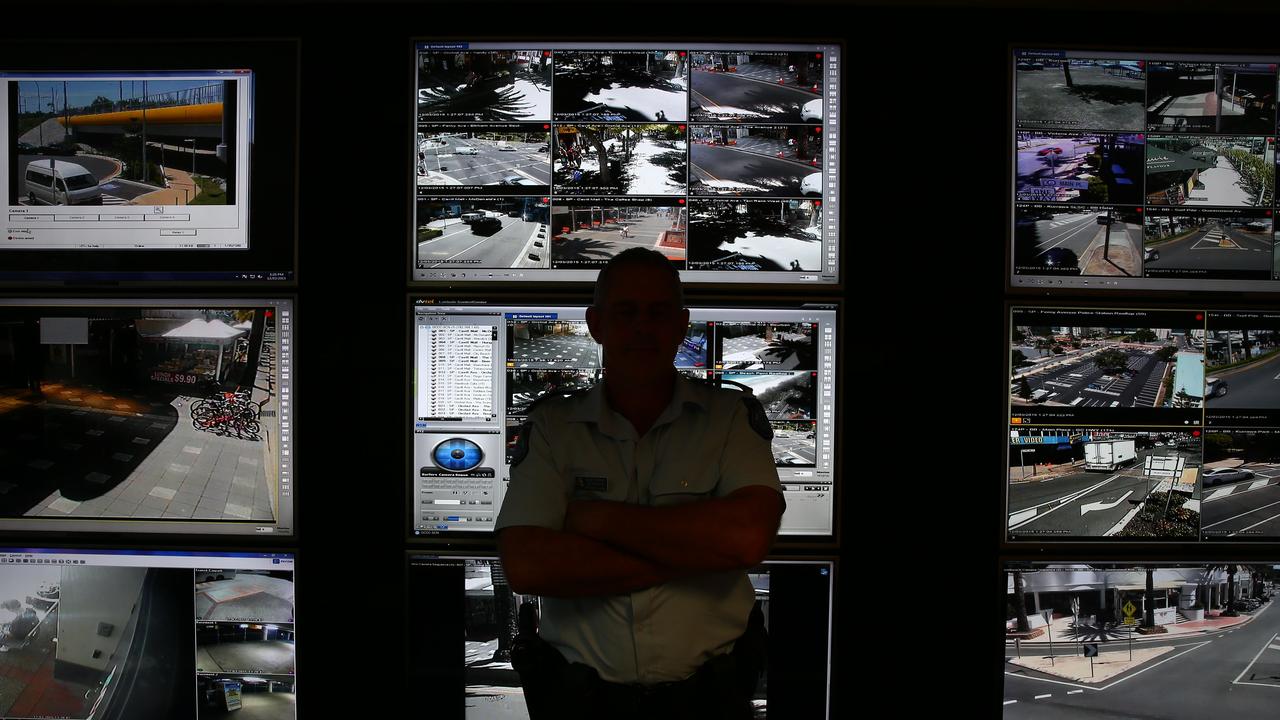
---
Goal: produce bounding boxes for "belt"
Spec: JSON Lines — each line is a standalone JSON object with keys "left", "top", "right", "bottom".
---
{"left": 588, "top": 669, "right": 703, "bottom": 716}
{"left": 596, "top": 674, "right": 697, "bottom": 700}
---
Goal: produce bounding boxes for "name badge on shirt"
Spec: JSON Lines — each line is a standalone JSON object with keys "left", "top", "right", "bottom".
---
{"left": 575, "top": 475, "right": 609, "bottom": 492}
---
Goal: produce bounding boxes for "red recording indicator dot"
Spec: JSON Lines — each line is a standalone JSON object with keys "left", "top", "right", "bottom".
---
{"left": 811, "top": 372, "right": 817, "bottom": 377}
{"left": 544, "top": 51, "right": 551, "bottom": 57}
{"left": 1137, "top": 134, "right": 1144, "bottom": 141}
{"left": 543, "top": 124, "right": 550, "bottom": 129}
{"left": 815, "top": 53, "right": 822, "bottom": 59}
{"left": 1268, "top": 210, "right": 1274, "bottom": 217}
{"left": 679, "top": 51, "right": 686, "bottom": 57}
{"left": 1136, "top": 207, "right": 1143, "bottom": 213}
{"left": 1193, "top": 430, "right": 1202, "bottom": 437}
{"left": 678, "top": 199, "right": 686, "bottom": 204}
{"left": 814, "top": 201, "right": 821, "bottom": 207}
{"left": 1195, "top": 314, "right": 1204, "bottom": 321}
{"left": 265, "top": 310, "right": 274, "bottom": 319}
{"left": 678, "top": 125, "right": 686, "bottom": 131}
{"left": 815, "top": 127, "right": 822, "bottom": 133}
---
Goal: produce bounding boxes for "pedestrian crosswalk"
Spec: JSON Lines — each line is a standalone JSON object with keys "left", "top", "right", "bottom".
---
{"left": 1045, "top": 213, "right": 1094, "bottom": 228}
{"left": 100, "top": 194, "right": 128, "bottom": 206}
{"left": 1204, "top": 474, "right": 1280, "bottom": 501}
{"left": 1193, "top": 227, "right": 1241, "bottom": 249}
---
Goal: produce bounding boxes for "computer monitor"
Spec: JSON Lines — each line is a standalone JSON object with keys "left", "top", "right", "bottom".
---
{"left": 1003, "top": 561, "right": 1273, "bottom": 717}
{"left": 1010, "top": 48, "right": 1280, "bottom": 293}
{"left": 0, "top": 298, "right": 294, "bottom": 536}
{"left": 0, "top": 546, "right": 296, "bottom": 719}
{"left": 1007, "top": 303, "right": 1280, "bottom": 542}
{"left": 409, "top": 298, "right": 838, "bottom": 540}
{"left": 406, "top": 552, "right": 833, "bottom": 719}
{"left": 411, "top": 42, "right": 841, "bottom": 285}
{"left": 0, "top": 39, "right": 297, "bottom": 284}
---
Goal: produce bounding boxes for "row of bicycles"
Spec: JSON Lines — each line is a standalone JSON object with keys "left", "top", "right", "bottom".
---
{"left": 189, "top": 390, "right": 264, "bottom": 441}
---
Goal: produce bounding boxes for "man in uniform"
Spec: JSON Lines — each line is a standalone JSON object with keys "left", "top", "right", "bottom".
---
{"left": 496, "top": 247, "right": 785, "bottom": 719}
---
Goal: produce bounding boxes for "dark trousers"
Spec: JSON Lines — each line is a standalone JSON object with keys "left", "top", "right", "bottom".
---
{"left": 554, "top": 652, "right": 755, "bottom": 720}
{"left": 514, "top": 612, "right": 764, "bottom": 720}
{"left": 514, "top": 602, "right": 762, "bottom": 712}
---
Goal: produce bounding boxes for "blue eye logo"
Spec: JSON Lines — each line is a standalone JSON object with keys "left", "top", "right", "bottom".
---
{"left": 433, "top": 438, "right": 484, "bottom": 472}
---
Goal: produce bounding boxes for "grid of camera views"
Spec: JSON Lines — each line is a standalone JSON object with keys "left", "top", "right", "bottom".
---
{"left": 1007, "top": 307, "right": 1280, "bottom": 542}
{"left": 414, "top": 48, "right": 827, "bottom": 278}
{"left": 1013, "top": 52, "right": 1280, "bottom": 282}
{"left": 503, "top": 317, "right": 819, "bottom": 469}
{"left": 0, "top": 552, "right": 295, "bottom": 719}
{"left": 1003, "top": 563, "right": 1280, "bottom": 718}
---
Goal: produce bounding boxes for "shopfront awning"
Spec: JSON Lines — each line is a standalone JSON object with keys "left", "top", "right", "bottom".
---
{"left": 160, "top": 319, "right": 247, "bottom": 342}
{"left": 1113, "top": 582, "right": 1186, "bottom": 591}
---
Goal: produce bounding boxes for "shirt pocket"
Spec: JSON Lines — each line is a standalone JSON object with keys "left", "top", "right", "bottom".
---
{"left": 649, "top": 465, "right": 718, "bottom": 507}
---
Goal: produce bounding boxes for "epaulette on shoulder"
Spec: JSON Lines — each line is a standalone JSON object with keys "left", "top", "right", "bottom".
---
{"left": 739, "top": 393, "right": 774, "bottom": 441}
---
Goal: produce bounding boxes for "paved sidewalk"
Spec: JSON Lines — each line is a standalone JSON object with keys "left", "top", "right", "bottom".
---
{"left": 1080, "top": 226, "right": 1141, "bottom": 276}
{"left": 1007, "top": 460, "right": 1086, "bottom": 484}
{"left": 1008, "top": 645, "right": 1175, "bottom": 684}
{"left": 553, "top": 213, "right": 685, "bottom": 262}
{"left": 1007, "top": 603, "right": 1267, "bottom": 645}
{"left": 1, "top": 332, "right": 279, "bottom": 523}
{"left": 133, "top": 167, "right": 200, "bottom": 205}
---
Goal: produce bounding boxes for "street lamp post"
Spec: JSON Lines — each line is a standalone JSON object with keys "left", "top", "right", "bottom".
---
{"left": 33, "top": 82, "right": 42, "bottom": 146}
{"left": 142, "top": 81, "right": 148, "bottom": 183}
{"left": 1071, "top": 596, "right": 1081, "bottom": 657}
{"left": 187, "top": 138, "right": 197, "bottom": 176}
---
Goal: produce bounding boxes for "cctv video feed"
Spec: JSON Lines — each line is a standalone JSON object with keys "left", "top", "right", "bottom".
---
{"left": 1007, "top": 305, "right": 1280, "bottom": 543}
{"left": 1012, "top": 49, "right": 1280, "bottom": 292}
{"left": 0, "top": 298, "right": 294, "bottom": 537}
{"left": 1003, "top": 561, "right": 1280, "bottom": 718}
{"left": 417, "top": 123, "right": 552, "bottom": 192}
{"left": 1006, "top": 426, "right": 1203, "bottom": 540}
{"left": 1197, "top": 310, "right": 1280, "bottom": 541}
{"left": 552, "top": 123, "right": 688, "bottom": 196}
{"left": 550, "top": 198, "right": 687, "bottom": 269}
{"left": 411, "top": 300, "right": 837, "bottom": 538}
{"left": 413, "top": 42, "right": 840, "bottom": 284}
{"left": 408, "top": 553, "right": 834, "bottom": 720}
{"left": 0, "top": 548, "right": 295, "bottom": 720}
{"left": 1010, "top": 307, "right": 1206, "bottom": 427}
{"left": 1, "top": 72, "right": 251, "bottom": 249}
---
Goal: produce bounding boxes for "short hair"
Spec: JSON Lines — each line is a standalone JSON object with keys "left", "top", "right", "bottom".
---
{"left": 592, "top": 247, "right": 684, "bottom": 309}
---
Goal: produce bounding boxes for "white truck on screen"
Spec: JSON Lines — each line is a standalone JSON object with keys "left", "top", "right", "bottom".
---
{"left": 1084, "top": 439, "right": 1137, "bottom": 472}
